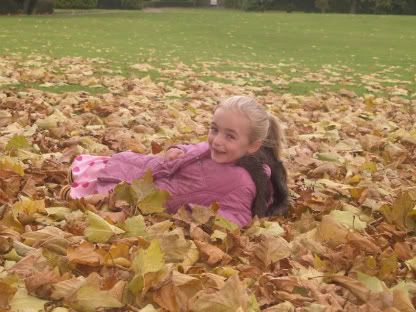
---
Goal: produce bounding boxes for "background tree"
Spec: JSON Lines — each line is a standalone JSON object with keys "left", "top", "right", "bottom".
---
{"left": 315, "top": 0, "right": 329, "bottom": 12}
{"left": 24, "top": 0, "right": 38, "bottom": 14}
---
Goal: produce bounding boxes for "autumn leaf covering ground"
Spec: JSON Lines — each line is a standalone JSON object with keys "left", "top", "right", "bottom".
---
{"left": 1, "top": 9, "right": 416, "bottom": 312}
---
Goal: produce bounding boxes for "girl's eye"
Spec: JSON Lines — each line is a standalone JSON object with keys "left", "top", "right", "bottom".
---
{"left": 226, "top": 134, "right": 235, "bottom": 140}
{"left": 210, "top": 127, "right": 218, "bottom": 133}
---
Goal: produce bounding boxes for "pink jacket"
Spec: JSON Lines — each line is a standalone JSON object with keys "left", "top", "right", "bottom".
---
{"left": 96, "top": 142, "right": 255, "bottom": 226}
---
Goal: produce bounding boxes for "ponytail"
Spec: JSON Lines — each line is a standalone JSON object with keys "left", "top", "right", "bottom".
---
{"left": 237, "top": 114, "right": 288, "bottom": 218}
{"left": 265, "top": 114, "right": 285, "bottom": 160}
{"left": 258, "top": 115, "right": 288, "bottom": 217}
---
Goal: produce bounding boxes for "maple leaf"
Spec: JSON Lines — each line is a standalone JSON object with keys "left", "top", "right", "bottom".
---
{"left": 254, "top": 236, "right": 291, "bottom": 268}
{"left": 138, "top": 189, "right": 169, "bottom": 215}
{"left": 5, "top": 135, "right": 31, "bottom": 154}
{"left": 84, "top": 210, "right": 125, "bottom": 243}
{"left": 153, "top": 270, "right": 203, "bottom": 311}
{"left": 190, "top": 275, "right": 251, "bottom": 312}
{"left": 0, "top": 156, "right": 25, "bottom": 176}
{"left": 66, "top": 241, "right": 104, "bottom": 267}
{"left": 12, "top": 197, "right": 47, "bottom": 225}
{"left": 69, "top": 285, "right": 123, "bottom": 312}
{"left": 0, "top": 278, "right": 17, "bottom": 310}
{"left": 121, "top": 215, "right": 147, "bottom": 237}
{"left": 132, "top": 240, "right": 165, "bottom": 275}
{"left": 194, "top": 240, "right": 232, "bottom": 266}
{"left": 114, "top": 170, "right": 169, "bottom": 214}
{"left": 129, "top": 240, "right": 167, "bottom": 296}
{"left": 380, "top": 191, "right": 416, "bottom": 231}
{"left": 8, "top": 287, "right": 49, "bottom": 312}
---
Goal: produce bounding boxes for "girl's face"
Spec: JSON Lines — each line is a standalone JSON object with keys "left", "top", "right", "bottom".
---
{"left": 208, "top": 108, "right": 261, "bottom": 163}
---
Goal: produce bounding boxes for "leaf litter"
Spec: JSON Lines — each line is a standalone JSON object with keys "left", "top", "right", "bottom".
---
{"left": 0, "top": 54, "right": 416, "bottom": 311}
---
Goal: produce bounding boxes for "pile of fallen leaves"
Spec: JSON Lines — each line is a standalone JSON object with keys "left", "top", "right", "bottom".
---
{"left": 0, "top": 55, "right": 415, "bottom": 312}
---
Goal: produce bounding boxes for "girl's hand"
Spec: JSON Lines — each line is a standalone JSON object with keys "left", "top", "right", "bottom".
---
{"left": 165, "top": 148, "right": 185, "bottom": 161}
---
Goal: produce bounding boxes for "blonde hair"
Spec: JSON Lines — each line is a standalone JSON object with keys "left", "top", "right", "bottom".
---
{"left": 218, "top": 96, "right": 284, "bottom": 159}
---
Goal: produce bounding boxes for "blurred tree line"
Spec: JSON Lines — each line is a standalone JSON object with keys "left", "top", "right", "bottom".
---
{"left": 0, "top": 0, "right": 53, "bottom": 14}
{"left": 0, "top": 0, "right": 142, "bottom": 13}
{"left": 1, "top": 0, "right": 415, "bottom": 13}
{"left": 231, "top": 0, "right": 416, "bottom": 13}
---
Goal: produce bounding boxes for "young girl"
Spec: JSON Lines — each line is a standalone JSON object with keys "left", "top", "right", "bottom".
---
{"left": 63, "top": 96, "right": 288, "bottom": 227}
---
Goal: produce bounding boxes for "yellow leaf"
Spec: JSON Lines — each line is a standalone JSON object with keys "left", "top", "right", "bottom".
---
{"left": 85, "top": 211, "right": 125, "bottom": 243}
{"left": 329, "top": 210, "right": 367, "bottom": 231}
{"left": 9, "top": 287, "right": 49, "bottom": 312}
{"left": 0, "top": 279, "right": 17, "bottom": 309}
{"left": 262, "top": 301, "right": 294, "bottom": 312}
{"left": 313, "top": 255, "right": 328, "bottom": 271}
{"left": 138, "top": 190, "right": 169, "bottom": 215}
{"left": 0, "top": 210, "right": 24, "bottom": 233}
{"left": 104, "top": 242, "right": 130, "bottom": 267}
{"left": 113, "top": 181, "right": 138, "bottom": 206}
{"left": 191, "top": 275, "right": 250, "bottom": 312}
{"left": 254, "top": 236, "right": 291, "bottom": 268}
{"left": 211, "top": 229, "right": 227, "bottom": 242}
{"left": 182, "top": 241, "right": 200, "bottom": 267}
{"left": 70, "top": 285, "right": 123, "bottom": 312}
{"left": 128, "top": 273, "right": 144, "bottom": 294}
{"left": 380, "top": 191, "right": 416, "bottom": 231}
{"left": 5, "top": 135, "right": 31, "bottom": 153}
{"left": 391, "top": 282, "right": 415, "bottom": 312}
{"left": 3, "top": 248, "right": 22, "bottom": 262}
{"left": 0, "top": 156, "right": 25, "bottom": 176}
{"left": 364, "top": 94, "right": 375, "bottom": 111}
{"left": 131, "top": 170, "right": 156, "bottom": 201}
{"left": 405, "top": 257, "right": 416, "bottom": 273}
{"left": 246, "top": 220, "right": 284, "bottom": 238}
{"left": 349, "top": 187, "right": 366, "bottom": 200}
{"left": 147, "top": 220, "right": 174, "bottom": 239}
{"left": 158, "top": 228, "right": 197, "bottom": 264}
{"left": 362, "top": 161, "right": 377, "bottom": 174}
{"left": 45, "top": 207, "right": 72, "bottom": 221}
{"left": 379, "top": 252, "right": 398, "bottom": 279}
{"left": 122, "top": 215, "right": 147, "bottom": 237}
{"left": 316, "top": 215, "right": 349, "bottom": 248}
{"left": 132, "top": 240, "right": 165, "bottom": 275}
{"left": 356, "top": 271, "right": 384, "bottom": 292}
{"left": 12, "top": 198, "right": 46, "bottom": 220}
{"left": 36, "top": 109, "right": 67, "bottom": 130}
{"left": 67, "top": 241, "right": 104, "bottom": 267}
{"left": 214, "top": 215, "right": 239, "bottom": 231}
{"left": 191, "top": 202, "right": 219, "bottom": 224}
{"left": 139, "top": 304, "right": 158, "bottom": 312}
{"left": 213, "top": 266, "right": 239, "bottom": 278}
{"left": 315, "top": 152, "right": 344, "bottom": 163}
{"left": 348, "top": 174, "right": 361, "bottom": 185}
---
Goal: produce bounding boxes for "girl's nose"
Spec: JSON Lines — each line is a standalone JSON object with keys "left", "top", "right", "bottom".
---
{"left": 212, "top": 134, "right": 224, "bottom": 146}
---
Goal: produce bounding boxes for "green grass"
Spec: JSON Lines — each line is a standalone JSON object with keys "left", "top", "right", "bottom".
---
{"left": 0, "top": 9, "right": 415, "bottom": 95}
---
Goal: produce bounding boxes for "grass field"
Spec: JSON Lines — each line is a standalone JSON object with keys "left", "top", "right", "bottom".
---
{"left": 0, "top": 8, "right": 415, "bottom": 95}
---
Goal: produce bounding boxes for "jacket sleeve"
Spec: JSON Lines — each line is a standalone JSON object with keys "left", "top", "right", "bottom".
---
{"left": 217, "top": 185, "right": 255, "bottom": 227}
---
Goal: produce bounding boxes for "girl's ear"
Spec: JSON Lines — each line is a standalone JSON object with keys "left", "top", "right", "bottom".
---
{"left": 247, "top": 139, "right": 262, "bottom": 154}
